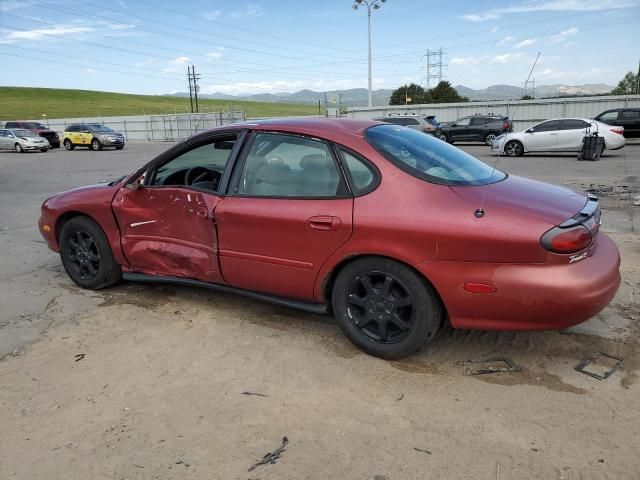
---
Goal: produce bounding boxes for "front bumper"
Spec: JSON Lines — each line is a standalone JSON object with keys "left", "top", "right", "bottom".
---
{"left": 100, "top": 136, "right": 126, "bottom": 146}
{"left": 22, "top": 142, "right": 49, "bottom": 150}
{"left": 415, "top": 233, "right": 621, "bottom": 331}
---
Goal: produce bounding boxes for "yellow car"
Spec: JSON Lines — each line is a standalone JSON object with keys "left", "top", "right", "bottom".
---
{"left": 62, "top": 123, "right": 126, "bottom": 151}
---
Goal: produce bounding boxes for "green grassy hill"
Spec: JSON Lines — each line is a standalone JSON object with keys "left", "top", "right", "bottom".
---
{"left": 0, "top": 87, "right": 318, "bottom": 120}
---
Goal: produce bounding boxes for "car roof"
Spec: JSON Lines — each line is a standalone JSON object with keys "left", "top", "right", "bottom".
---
{"left": 226, "top": 117, "right": 380, "bottom": 138}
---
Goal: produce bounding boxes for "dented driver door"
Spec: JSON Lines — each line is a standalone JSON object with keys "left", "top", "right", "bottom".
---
{"left": 112, "top": 186, "right": 222, "bottom": 283}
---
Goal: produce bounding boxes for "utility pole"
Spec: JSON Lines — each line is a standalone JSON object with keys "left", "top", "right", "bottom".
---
{"left": 422, "top": 48, "right": 446, "bottom": 89}
{"left": 187, "top": 66, "right": 194, "bottom": 113}
{"left": 636, "top": 60, "right": 640, "bottom": 95}
{"left": 191, "top": 65, "right": 201, "bottom": 113}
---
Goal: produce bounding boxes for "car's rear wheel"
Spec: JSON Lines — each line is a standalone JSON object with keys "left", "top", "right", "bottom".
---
{"left": 331, "top": 257, "right": 442, "bottom": 359}
{"left": 504, "top": 140, "right": 524, "bottom": 157}
{"left": 63, "top": 139, "right": 74, "bottom": 151}
{"left": 40, "top": 148, "right": 47, "bottom": 152}
{"left": 91, "top": 138, "right": 103, "bottom": 151}
{"left": 59, "top": 216, "right": 121, "bottom": 290}
{"left": 484, "top": 132, "right": 497, "bottom": 146}
{"left": 15, "top": 143, "right": 24, "bottom": 153}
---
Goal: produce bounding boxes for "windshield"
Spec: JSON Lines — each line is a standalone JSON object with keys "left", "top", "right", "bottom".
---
{"left": 365, "top": 124, "right": 506, "bottom": 186}
{"left": 88, "top": 125, "right": 114, "bottom": 133}
{"left": 12, "top": 129, "right": 34, "bottom": 137}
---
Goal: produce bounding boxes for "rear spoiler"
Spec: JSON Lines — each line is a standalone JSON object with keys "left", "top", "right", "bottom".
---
{"left": 558, "top": 195, "right": 599, "bottom": 228}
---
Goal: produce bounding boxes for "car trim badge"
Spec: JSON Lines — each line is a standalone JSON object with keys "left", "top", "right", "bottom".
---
{"left": 569, "top": 251, "right": 588, "bottom": 264}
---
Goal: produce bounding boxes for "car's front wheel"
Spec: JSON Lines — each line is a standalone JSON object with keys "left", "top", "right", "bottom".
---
{"left": 91, "top": 138, "right": 103, "bottom": 151}
{"left": 504, "top": 140, "right": 524, "bottom": 157}
{"left": 15, "top": 143, "right": 24, "bottom": 153}
{"left": 331, "top": 257, "right": 442, "bottom": 359}
{"left": 115, "top": 145, "right": 124, "bottom": 150}
{"left": 439, "top": 132, "right": 450, "bottom": 143}
{"left": 59, "top": 216, "right": 121, "bottom": 290}
{"left": 63, "top": 139, "right": 74, "bottom": 151}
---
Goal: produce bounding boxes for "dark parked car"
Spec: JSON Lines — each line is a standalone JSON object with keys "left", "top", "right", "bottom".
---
{"left": 593, "top": 108, "right": 640, "bottom": 138}
{"left": 4, "top": 121, "right": 60, "bottom": 148}
{"left": 373, "top": 114, "right": 441, "bottom": 136}
{"left": 38, "top": 118, "right": 620, "bottom": 359}
{"left": 439, "top": 114, "right": 512, "bottom": 145}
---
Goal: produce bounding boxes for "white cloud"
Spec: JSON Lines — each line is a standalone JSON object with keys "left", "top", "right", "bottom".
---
{"left": 490, "top": 26, "right": 499, "bottom": 33}
{"left": 496, "top": 35, "right": 514, "bottom": 46}
{"left": 563, "top": 41, "right": 577, "bottom": 47}
{"left": 451, "top": 56, "right": 481, "bottom": 65}
{"left": 0, "top": 0, "right": 30, "bottom": 12}
{"left": 229, "top": 3, "right": 264, "bottom": 19}
{"left": 0, "top": 25, "right": 93, "bottom": 43}
{"left": 462, "top": 0, "right": 637, "bottom": 21}
{"left": 162, "top": 56, "right": 191, "bottom": 73}
{"left": 515, "top": 38, "right": 538, "bottom": 48}
{"left": 206, "top": 47, "right": 224, "bottom": 61}
{"left": 490, "top": 53, "right": 525, "bottom": 64}
{"left": 86, "top": 68, "right": 97, "bottom": 74}
{"left": 550, "top": 27, "right": 578, "bottom": 43}
{"left": 204, "top": 10, "right": 222, "bottom": 20}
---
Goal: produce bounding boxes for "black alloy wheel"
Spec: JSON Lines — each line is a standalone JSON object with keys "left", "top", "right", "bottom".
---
{"left": 347, "top": 271, "right": 415, "bottom": 343}
{"left": 59, "top": 216, "right": 121, "bottom": 289}
{"left": 332, "top": 257, "right": 441, "bottom": 359}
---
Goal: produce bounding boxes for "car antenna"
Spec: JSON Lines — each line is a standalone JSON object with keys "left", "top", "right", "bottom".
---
{"left": 475, "top": 52, "right": 541, "bottom": 219}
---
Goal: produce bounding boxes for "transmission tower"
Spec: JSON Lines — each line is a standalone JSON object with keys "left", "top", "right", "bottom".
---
{"left": 523, "top": 79, "right": 535, "bottom": 98}
{"left": 422, "top": 48, "right": 446, "bottom": 89}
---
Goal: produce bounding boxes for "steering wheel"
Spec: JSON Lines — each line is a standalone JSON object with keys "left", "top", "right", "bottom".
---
{"left": 185, "top": 166, "right": 215, "bottom": 186}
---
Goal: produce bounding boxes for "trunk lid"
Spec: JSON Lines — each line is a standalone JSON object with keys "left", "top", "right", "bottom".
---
{"left": 449, "top": 175, "right": 588, "bottom": 226}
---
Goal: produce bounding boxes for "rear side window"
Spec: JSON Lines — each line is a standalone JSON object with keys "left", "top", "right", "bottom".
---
{"left": 403, "top": 118, "right": 420, "bottom": 125}
{"left": 365, "top": 124, "right": 505, "bottom": 186}
{"left": 621, "top": 110, "right": 640, "bottom": 119}
{"left": 470, "top": 117, "right": 489, "bottom": 125}
{"left": 236, "top": 133, "right": 347, "bottom": 197}
{"left": 337, "top": 147, "right": 378, "bottom": 195}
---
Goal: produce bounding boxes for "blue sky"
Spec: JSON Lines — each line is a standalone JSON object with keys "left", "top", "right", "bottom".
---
{"left": 0, "top": 0, "right": 638, "bottom": 95}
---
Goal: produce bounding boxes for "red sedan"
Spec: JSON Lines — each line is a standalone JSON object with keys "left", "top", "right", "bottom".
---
{"left": 39, "top": 119, "right": 621, "bottom": 358}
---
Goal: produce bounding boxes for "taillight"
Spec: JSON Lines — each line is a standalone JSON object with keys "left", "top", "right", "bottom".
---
{"left": 422, "top": 126, "right": 433, "bottom": 133}
{"left": 611, "top": 128, "right": 624, "bottom": 135}
{"left": 541, "top": 225, "right": 592, "bottom": 254}
{"left": 503, "top": 121, "right": 511, "bottom": 131}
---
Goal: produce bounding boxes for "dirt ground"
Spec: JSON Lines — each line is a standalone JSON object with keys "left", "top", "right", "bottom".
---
{"left": 1, "top": 142, "right": 639, "bottom": 480}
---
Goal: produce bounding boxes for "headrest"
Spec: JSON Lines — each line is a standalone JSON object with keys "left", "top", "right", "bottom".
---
{"left": 255, "top": 162, "right": 291, "bottom": 185}
{"left": 300, "top": 154, "right": 329, "bottom": 170}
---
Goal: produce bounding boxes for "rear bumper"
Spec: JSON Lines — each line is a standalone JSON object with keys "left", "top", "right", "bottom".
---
{"left": 415, "top": 233, "right": 621, "bottom": 331}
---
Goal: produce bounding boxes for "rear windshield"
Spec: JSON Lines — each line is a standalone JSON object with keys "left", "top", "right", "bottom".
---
{"left": 364, "top": 124, "right": 506, "bottom": 186}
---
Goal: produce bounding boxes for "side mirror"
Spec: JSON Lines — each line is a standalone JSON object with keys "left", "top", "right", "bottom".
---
{"left": 125, "top": 173, "right": 146, "bottom": 190}
{"left": 8, "top": 134, "right": 14, "bottom": 138}
{"left": 451, "top": 123, "right": 457, "bottom": 127}
{"left": 526, "top": 128, "right": 534, "bottom": 133}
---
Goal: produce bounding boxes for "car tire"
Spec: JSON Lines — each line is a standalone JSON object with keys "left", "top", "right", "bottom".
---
{"left": 504, "top": 140, "right": 524, "bottom": 157}
{"left": 63, "top": 139, "right": 75, "bottom": 151}
{"left": 91, "top": 138, "right": 103, "bottom": 151}
{"left": 331, "top": 257, "right": 442, "bottom": 359}
{"left": 484, "top": 132, "right": 498, "bottom": 146}
{"left": 439, "top": 132, "right": 450, "bottom": 143}
{"left": 40, "top": 148, "right": 48, "bottom": 152}
{"left": 59, "top": 216, "right": 121, "bottom": 290}
{"left": 15, "top": 143, "right": 24, "bottom": 153}
{"left": 115, "top": 145, "right": 124, "bottom": 150}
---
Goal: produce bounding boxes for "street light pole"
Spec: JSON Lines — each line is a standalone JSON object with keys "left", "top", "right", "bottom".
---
{"left": 353, "top": 0, "right": 386, "bottom": 108}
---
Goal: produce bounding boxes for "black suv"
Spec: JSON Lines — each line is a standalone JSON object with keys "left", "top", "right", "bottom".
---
{"left": 593, "top": 108, "right": 640, "bottom": 138}
{"left": 439, "top": 114, "right": 512, "bottom": 145}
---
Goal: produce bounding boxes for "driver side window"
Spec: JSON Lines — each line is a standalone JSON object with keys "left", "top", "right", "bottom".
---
{"left": 149, "top": 136, "right": 236, "bottom": 192}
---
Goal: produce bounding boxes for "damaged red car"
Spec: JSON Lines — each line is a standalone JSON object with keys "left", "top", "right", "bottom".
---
{"left": 39, "top": 119, "right": 621, "bottom": 359}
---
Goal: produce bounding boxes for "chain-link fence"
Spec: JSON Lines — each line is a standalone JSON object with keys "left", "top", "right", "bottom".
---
{"left": 15, "top": 111, "right": 246, "bottom": 142}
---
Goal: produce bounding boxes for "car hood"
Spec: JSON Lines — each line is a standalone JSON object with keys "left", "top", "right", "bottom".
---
{"left": 20, "top": 135, "right": 46, "bottom": 141}
{"left": 449, "top": 175, "right": 587, "bottom": 226}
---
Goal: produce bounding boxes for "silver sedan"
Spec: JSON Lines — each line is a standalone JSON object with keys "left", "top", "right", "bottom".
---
{"left": 0, "top": 128, "right": 51, "bottom": 153}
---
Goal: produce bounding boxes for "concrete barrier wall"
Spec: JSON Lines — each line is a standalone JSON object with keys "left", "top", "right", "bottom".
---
{"left": 347, "top": 95, "right": 640, "bottom": 132}
{"left": 6, "top": 112, "right": 246, "bottom": 142}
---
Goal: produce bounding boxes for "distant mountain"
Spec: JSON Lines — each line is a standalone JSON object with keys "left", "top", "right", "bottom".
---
{"left": 166, "top": 83, "right": 613, "bottom": 106}
{"left": 454, "top": 83, "right": 613, "bottom": 101}
{"left": 167, "top": 88, "right": 394, "bottom": 107}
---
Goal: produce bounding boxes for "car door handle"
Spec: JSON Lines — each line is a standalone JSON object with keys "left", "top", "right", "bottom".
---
{"left": 307, "top": 216, "right": 341, "bottom": 231}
